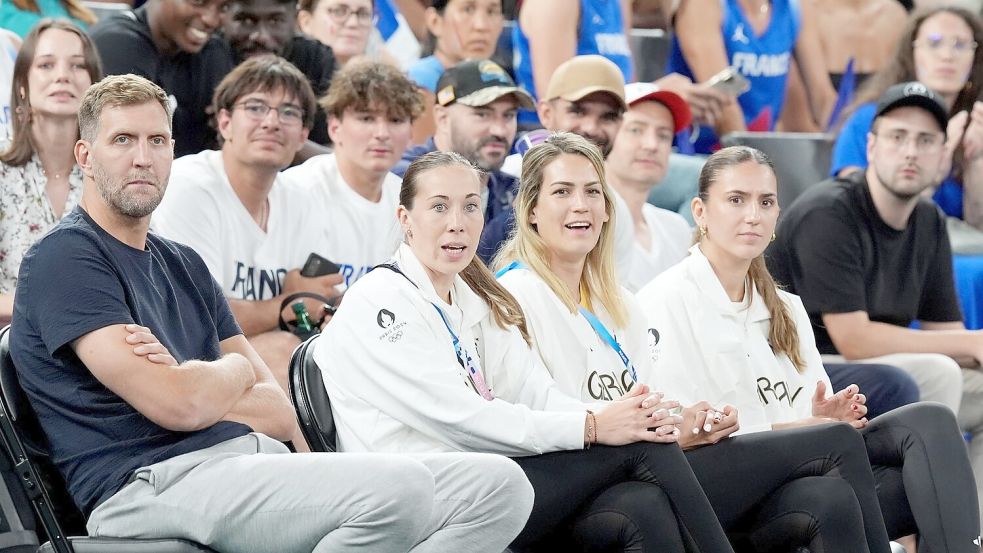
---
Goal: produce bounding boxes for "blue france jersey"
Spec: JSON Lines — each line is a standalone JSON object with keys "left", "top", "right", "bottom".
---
{"left": 666, "top": 0, "right": 800, "bottom": 152}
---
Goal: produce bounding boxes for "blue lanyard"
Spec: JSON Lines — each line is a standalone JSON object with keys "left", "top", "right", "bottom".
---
{"left": 496, "top": 260, "right": 638, "bottom": 383}
{"left": 430, "top": 303, "right": 494, "bottom": 401}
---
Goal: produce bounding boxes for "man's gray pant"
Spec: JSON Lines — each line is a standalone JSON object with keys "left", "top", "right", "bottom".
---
{"left": 87, "top": 433, "right": 534, "bottom": 553}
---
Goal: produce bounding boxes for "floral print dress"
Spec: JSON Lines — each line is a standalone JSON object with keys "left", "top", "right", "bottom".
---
{"left": 0, "top": 154, "right": 83, "bottom": 293}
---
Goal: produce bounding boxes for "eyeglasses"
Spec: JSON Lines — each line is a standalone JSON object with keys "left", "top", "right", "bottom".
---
{"left": 324, "top": 4, "right": 374, "bottom": 24}
{"left": 873, "top": 130, "right": 944, "bottom": 153}
{"left": 914, "top": 35, "right": 978, "bottom": 57}
{"left": 234, "top": 100, "right": 304, "bottom": 126}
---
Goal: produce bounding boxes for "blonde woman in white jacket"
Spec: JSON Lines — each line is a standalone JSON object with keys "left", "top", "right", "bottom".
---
{"left": 494, "top": 133, "right": 898, "bottom": 553}
{"left": 315, "top": 150, "right": 738, "bottom": 553}
{"left": 637, "top": 145, "right": 981, "bottom": 552}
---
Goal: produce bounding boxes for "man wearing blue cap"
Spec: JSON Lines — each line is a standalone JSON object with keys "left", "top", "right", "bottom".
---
{"left": 767, "top": 82, "right": 983, "bottom": 522}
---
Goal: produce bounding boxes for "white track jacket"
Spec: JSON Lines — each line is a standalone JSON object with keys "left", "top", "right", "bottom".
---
{"left": 316, "top": 243, "right": 588, "bottom": 455}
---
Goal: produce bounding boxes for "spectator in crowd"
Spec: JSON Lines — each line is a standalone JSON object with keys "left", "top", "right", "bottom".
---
{"left": 394, "top": 59, "right": 533, "bottom": 262}
{"left": 283, "top": 60, "right": 421, "bottom": 290}
{"left": 221, "top": 0, "right": 335, "bottom": 154}
{"left": 512, "top": 0, "right": 729, "bottom": 130}
{"left": 10, "top": 73, "right": 533, "bottom": 553}
{"left": 604, "top": 82, "right": 692, "bottom": 291}
{"left": 768, "top": 82, "right": 983, "bottom": 524}
{"left": 152, "top": 56, "right": 338, "bottom": 449}
{"left": 407, "top": 0, "right": 504, "bottom": 142}
{"left": 815, "top": 0, "right": 907, "bottom": 92}
{"left": 831, "top": 6, "right": 983, "bottom": 253}
{"left": 0, "top": 19, "right": 101, "bottom": 326}
{"left": 638, "top": 144, "right": 981, "bottom": 552}
{"left": 374, "top": 0, "right": 427, "bottom": 68}
{"left": 668, "top": 0, "right": 837, "bottom": 152}
{"left": 610, "top": 83, "right": 918, "bottom": 417}
{"left": 492, "top": 55, "right": 637, "bottom": 273}
{"left": 0, "top": 0, "right": 94, "bottom": 38}
{"left": 317, "top": 149, "right": 741, "bottom": 553}
{"left": 298, "top": 0, "right": 382, "bottom": 67}
{"left": 512, "top": 0, "right": 632, "bottom": 115}
{"left": 90, "top": 0, "right": 236, "bottom": 157}
{"left": 495, "top": 133, "right": 896, "bottom": 553}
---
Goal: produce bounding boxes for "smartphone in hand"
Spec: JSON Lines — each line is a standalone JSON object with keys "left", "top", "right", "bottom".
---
{"left": 301, "top": 253, "right": 341, "bottom": 277}
{"left": 706, "top": 66, "right": 751, "bottom": 96}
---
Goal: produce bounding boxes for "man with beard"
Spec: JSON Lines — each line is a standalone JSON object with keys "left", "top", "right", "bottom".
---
{"left": 393, "top": 59, "right": 534, "bottom": 261}
{"left": 9, "top": 73, "right": 534, "bottom": 553}
{"left": 767, "top": 82, "right": 983, "bottom": 509}
{"left": 220, "top": 0, "right": 335, "bottom": 154}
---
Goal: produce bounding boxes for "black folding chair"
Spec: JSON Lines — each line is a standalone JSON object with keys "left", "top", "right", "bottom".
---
{"left": 288, "top": 335, "right": 336, "bottom": 453}
{"left": 0, "top": 326, "right": 215, "bottom": 553}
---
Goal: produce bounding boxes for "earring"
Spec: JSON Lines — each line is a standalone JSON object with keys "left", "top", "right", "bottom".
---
{"left": 966, "top": 81, "right": 974, "bottom": 91}
{"left": 405, "top": 229, "right": 413, "bottom": 239}
{"left": 699, "top": 226, "right": 708, "bottom": 239}
{"left": 18, "top": 87, "right": 25, "bottom": 101}
{"left": 771, "top": 232, "right": 777, "bottom": 242}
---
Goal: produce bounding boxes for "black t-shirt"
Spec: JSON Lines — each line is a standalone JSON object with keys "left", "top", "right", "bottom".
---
{"left": 282, "top": 34, "right": 335, "bottom": 145}
{"left": 90, "top": 7, "right": 235, "bottom": 157}
{"left": 766, "top": 174, "right": 962, "bottom": 354}
{"left": 10, "top": 207, "right": 250, "bottom": 516}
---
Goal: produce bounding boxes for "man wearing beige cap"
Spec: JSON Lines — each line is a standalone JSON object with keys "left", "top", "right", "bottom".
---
{"left": 396, "top": 59, "right": 534, "bottom": 262}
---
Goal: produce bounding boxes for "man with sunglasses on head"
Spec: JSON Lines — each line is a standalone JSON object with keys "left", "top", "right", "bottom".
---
{"left": 153, "top": 56, "right": 340, "bottom": 450}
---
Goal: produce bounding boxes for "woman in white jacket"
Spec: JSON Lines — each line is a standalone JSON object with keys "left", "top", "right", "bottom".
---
{"left": 494, "top": 132, "right": 899, "bottom": 553}
{"left": 636, "top": 145, "right": 981, "bottom": 552}
{"left": 315, "top": 150, "right": 738, "bottom": 553}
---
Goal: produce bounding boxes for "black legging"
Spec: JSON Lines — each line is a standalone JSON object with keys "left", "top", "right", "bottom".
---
{"left": 509, "top": 424, "right": 892, "bottom": 553}
{"left": 510, "top": 441, "right": 735, "bottom": 553}
{"left": 862, "top": 402, "right": 980, "bottom": 553}
{"left": 685, "top": 422, "right": 892, "bottom": 553}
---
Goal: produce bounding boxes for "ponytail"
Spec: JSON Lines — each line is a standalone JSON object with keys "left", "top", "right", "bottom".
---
{"left": 461, "top": 257, "right": 530, "bottom": 345}
{"left": 749, "top": 256, "right": 805, "bottom": 372}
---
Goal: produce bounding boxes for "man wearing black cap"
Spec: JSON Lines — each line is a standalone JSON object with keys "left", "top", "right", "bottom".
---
{"left": 767, "top": 82, "right": 983, "bottom": 513}
{"left": 394, "top": 59, "right": 534, "bottom": 261}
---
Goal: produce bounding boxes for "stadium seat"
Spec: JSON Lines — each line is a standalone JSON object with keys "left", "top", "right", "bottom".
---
{"left": 720, "top": 131, "right": 834, "bottom": 209}
{"left": 0, "top": 326, "right": 215, "bottom": 553}
{"left": 288, "top": 335, "right": 337, "bottom": 453}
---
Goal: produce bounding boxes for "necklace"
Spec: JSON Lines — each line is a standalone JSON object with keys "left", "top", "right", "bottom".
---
{"left": 40, "top": 166, "right": 69, "bottom": 180}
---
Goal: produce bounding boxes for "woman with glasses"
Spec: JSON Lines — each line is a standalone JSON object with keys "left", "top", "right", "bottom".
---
{"left": 0, "top": 19, "right": 101, "bottom": 325}
{"left": 636, "top": 145, "right": 981, "bottom": 552}
{"left": 832, "top": 7, "right": 983, "bottom": 253}
{"left": 298, "top": 0, "right": 388, "bottom": 67}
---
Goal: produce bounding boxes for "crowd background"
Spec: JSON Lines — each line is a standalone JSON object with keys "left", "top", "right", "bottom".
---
{"left": 2, "top": 0, "right": 983, "bottom": 550}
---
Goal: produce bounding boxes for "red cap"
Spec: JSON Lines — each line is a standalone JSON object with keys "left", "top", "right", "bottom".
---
{"left": 624, "top": 82, "right": 692, "bottom": 133}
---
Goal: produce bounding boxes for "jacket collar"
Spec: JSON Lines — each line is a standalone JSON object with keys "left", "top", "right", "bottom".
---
{"left": 686, "top": 245, "right": 770, "bottom": 323}
{"left": 391, "top": 243, "right": 490, "bottom": 326}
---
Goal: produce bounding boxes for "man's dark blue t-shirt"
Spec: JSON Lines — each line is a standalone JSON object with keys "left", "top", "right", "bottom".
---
{"left": 10, "top": 207, "right": 251, "bottom": 516}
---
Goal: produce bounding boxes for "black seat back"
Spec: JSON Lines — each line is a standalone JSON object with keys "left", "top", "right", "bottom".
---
{"left": 288, "top": 335, "right": 337, "bottom": 452}
{"left": 0, "top": 326, "right": 78, "bottom": 553}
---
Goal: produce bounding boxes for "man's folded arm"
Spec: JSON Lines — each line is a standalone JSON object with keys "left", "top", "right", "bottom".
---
{"left": 73, "top": 324, "right": 256, "bottom": 432}
{"left": 217, "top": 334, "right": 297, "bottom": 441}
